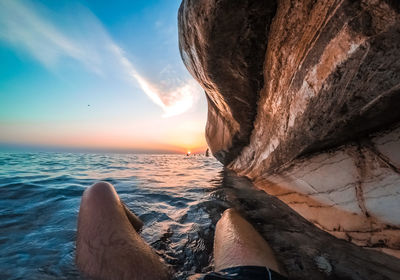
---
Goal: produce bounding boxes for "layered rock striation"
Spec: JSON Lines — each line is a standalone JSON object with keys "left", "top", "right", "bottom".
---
{"left": 217, "top": 170, "right": 400, "bottom": 279}
{"left": 179, "top": 0, "right": 400, "bottom": 259}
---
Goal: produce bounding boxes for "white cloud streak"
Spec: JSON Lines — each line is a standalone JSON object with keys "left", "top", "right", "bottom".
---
{"left": 0, "top": 0, "right": 201, "bottom": 117}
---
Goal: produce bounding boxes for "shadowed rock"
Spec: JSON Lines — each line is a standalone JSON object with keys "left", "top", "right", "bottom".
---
{"left": 178, "top": 0, "right": 400, "bottom": 266}
{"left": 178, "top": 0, "right": 277, "bottom": 164}
{"left": 214, "top": 170, "right": 400, "bottom": 279}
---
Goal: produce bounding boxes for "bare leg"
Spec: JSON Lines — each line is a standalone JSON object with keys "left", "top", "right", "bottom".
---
{"left": 76, "top": 182, "right": 170, "bottom": 280}
{"left": 213, "top": 208, "right": 286, "bottom": 275}
{"left": 122, "top": 202, "right": 144, "bottom": 231}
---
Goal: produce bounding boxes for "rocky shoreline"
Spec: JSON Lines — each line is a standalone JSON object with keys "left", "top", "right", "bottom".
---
{"left": 179, "top": 0, "right": 400, "bottom": 278}
{"left": 217, "top": 170, "right": 400, "bottom": 279}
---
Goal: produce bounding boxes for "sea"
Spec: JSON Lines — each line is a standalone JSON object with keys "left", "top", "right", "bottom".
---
{"left": 0, "top": 151, "right": 231, "bottom": 279}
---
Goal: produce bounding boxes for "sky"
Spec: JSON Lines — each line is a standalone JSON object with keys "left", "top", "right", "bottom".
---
{"left": 0, "top": 0, "right": 208, "bottom": 154}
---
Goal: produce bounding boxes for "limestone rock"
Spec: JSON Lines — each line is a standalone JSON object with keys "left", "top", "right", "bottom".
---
{"left": 179, "top": 0, "right": 400, "bottom": 260}
{"left": 255, "top": 125, "right": 400, "bottom": 258}
{"left": 178, "top": 0, "right": 277, "bottom": 163}
{"left": 216, "top": 170, "right": 400, "bottom": 279}
{"left": 229, "top": 0, "right": 400, "bottom": 177}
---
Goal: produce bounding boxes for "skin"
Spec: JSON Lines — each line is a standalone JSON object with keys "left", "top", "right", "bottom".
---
{"left": 213, "top": 208, "right": 287, "bottom": 275}
{"left": 76, "top": 182, "right": 170, "bottom": 280}
{"left": 76, "top": 183, "right": 286, "bottom": 279}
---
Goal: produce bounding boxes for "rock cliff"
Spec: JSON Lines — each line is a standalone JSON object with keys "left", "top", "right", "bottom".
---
{"left": 179, "top": 0, "right": 400, "bottom": 265}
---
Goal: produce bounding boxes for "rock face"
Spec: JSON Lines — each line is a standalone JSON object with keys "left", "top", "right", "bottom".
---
{"left": 179, "top": 0, "right": 400, "bottom": 260}
{"left": 178, "top": 0, "right": 277, "bottom": 163}
{"left": 216, "top": 170, "right": 400, "bottom": 279}
{"left": 255, "top": 126, "right": 400, "bottom": 258}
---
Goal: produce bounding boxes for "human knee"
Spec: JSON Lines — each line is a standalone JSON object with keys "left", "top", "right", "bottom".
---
{"left": 86, "top": 181, "right": 115, "bottom": 195}
{"left": 79, "top": 182, "right": 122, "bottom": 218}
{"left": 222, "top": 208, "right": 239, "bottom": 217}
{"left": 218, "top": 208, "right": 240, "bottom": 225}
{"left": 83, "top": 181, "right": 119, "bottom": 203}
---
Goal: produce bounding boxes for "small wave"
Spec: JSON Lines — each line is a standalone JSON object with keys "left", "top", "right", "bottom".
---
{"left": 0, "top": 152, "right": 223, "bottom": 279}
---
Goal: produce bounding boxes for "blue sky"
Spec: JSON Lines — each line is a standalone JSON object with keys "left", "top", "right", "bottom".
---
{"left": 0, "top": 0, "right": 207, "bottom": 153}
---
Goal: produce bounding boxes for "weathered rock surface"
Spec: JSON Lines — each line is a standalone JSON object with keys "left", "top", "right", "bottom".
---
{"left": 215, "top": 170, "right": 400, "bottom": 279}
{"left": 178, "top": 0, "right": 277, "bottom": 163}
{"left": 255, "top": 125, "right": 400, "bottom": 258}
{"left": 178, "top": 0, "right": 400, "bottom": 265}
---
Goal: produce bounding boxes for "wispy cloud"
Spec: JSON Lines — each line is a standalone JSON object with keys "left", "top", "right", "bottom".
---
{"left": 0, "top": 0, "right": 201, "bottom": 117}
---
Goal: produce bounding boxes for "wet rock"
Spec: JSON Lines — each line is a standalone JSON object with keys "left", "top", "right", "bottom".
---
{"left": 179, "top": 0, "right": 400, "bottom": 258}
{"left": 216, "top": 170, "right": 400, "bottom": 279}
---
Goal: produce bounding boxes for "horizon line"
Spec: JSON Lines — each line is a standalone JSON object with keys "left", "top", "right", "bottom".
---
{"left": 0, "top": 142, "right": 208, "bottom": 155}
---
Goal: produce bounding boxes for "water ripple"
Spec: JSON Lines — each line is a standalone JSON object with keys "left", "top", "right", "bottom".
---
{"left": 0, "top": 152, "right": 223, "bottom": 279}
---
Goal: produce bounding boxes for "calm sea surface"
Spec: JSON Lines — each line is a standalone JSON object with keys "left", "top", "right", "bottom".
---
{"left": 0, "top": 152, "right": 226, "bottom": 279}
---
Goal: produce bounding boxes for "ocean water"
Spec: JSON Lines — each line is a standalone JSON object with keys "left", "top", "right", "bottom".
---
{"left": 0, "top": 151, "right": 227, "bottom": 279}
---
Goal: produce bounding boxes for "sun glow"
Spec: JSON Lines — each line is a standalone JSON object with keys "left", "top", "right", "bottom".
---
{"left": 164, "top": 125, "right": 207, "bottom": 154}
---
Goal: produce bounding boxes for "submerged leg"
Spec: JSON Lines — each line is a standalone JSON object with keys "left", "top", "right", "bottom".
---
{"left": 76, "top": 182, "right": 170, "bottom": 280}
{"left": 213, "top": 208, "right": 286, "bottom": 275}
